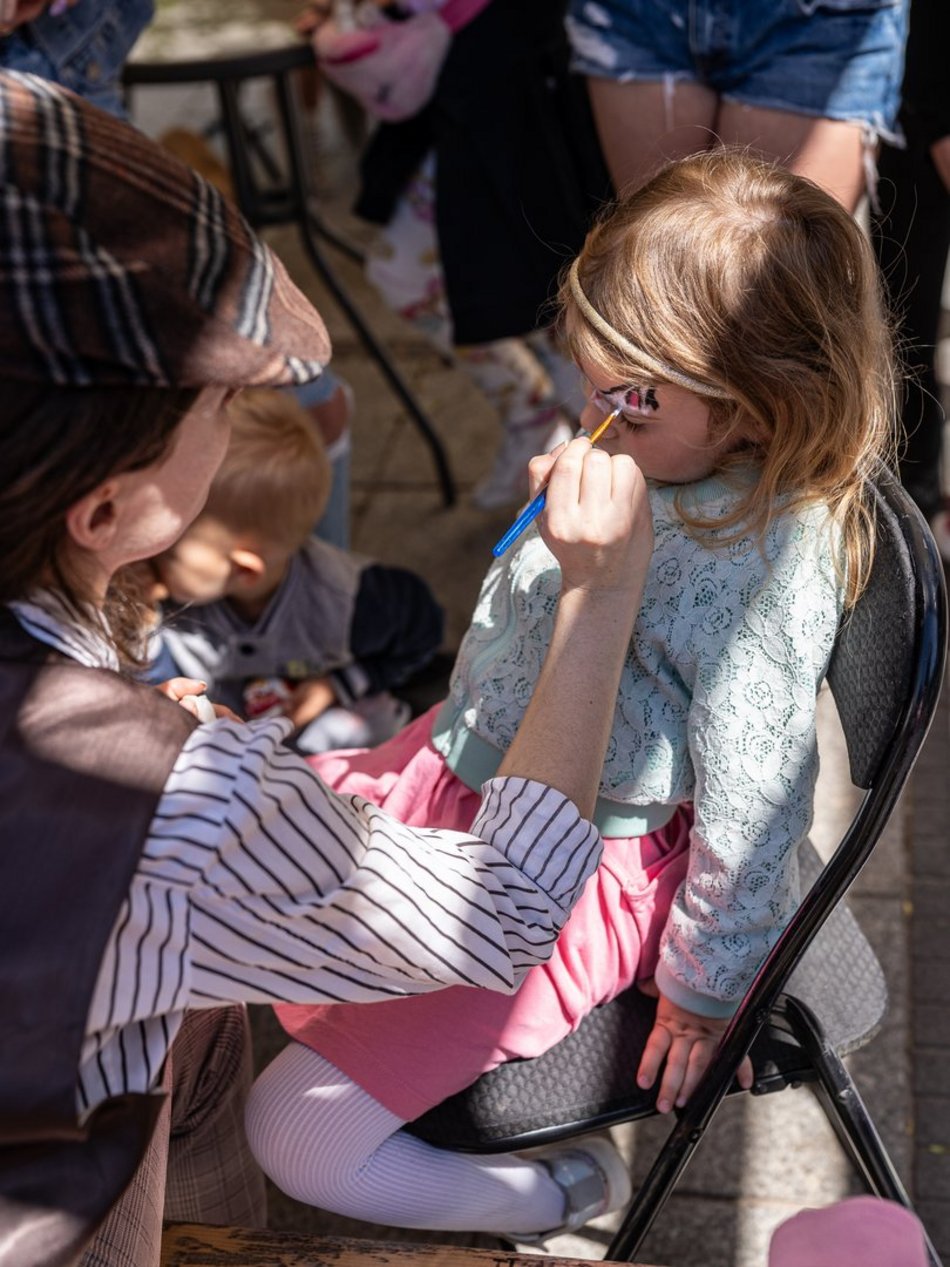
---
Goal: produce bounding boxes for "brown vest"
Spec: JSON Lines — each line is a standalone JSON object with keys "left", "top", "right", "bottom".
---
{"left": 0, "top": 609, "right": 196, "bottom": 1267}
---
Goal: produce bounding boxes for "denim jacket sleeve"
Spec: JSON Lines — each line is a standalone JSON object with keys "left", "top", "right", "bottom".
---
{"left": 0, "top": 0, "right": 154, "bottom": 117}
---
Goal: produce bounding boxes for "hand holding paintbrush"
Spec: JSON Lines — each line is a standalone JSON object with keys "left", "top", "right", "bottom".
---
{"left": 491, "top": 410, "right": 620, "bottom": 557}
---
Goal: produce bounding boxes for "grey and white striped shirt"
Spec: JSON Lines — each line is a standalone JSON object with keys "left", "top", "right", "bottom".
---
{"left": 11, "top": 599, "right": 601, "bottom": 1112}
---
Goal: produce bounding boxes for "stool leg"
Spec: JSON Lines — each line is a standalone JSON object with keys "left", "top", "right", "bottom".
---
{"left": 272, "top": 71, "right": 456, "bottom": 507}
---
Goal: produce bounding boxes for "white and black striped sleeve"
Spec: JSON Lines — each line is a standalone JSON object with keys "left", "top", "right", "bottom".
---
{"left": 99, "top": 717, "right": 602, "bottom": 1024}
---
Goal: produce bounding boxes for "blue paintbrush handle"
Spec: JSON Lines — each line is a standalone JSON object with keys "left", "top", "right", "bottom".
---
{"left": 491, "top": 488, "right": 547, "bottom": 558}
{"left": 490, "top": 412, "right": 619, "bottom": 559}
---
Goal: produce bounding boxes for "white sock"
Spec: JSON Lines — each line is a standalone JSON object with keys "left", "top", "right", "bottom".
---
{"left": 245, "top": 1042, "right": 566, "bottom": 1234}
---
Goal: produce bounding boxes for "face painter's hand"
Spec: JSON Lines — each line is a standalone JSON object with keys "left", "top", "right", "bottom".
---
{"left": 155, "top": 677, "right": 241, "bottom": 723}
{"left": 532, "top": 436, "right": 653, "bottom": 599}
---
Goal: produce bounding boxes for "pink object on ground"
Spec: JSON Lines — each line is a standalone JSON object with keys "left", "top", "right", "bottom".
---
{"left": 768, "top": 1197, "right": 929, "bottom": 1267}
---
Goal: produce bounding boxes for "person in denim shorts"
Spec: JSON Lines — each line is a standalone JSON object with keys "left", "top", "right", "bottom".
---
{"left": 0, "top": 0, "right": 154, "bottom": 117}
{"left": 566, "top": 0, "right": 909, "bottom": 209}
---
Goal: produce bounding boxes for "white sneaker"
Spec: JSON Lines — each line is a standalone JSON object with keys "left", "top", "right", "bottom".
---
{"left": 508, "top": 1134, "right": 632, "bottom": 1244}
{"left": 472, "top": 416, "right": 575, "bottom": 510}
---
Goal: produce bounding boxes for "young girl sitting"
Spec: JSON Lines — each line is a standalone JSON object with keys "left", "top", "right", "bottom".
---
{"left": 245, "top": 148, "right": 895, "bottom": 1242}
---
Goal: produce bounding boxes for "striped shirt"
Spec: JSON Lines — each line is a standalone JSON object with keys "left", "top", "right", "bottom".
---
{"left": 10, "top": 599, "right": 601, "bottom": 1112}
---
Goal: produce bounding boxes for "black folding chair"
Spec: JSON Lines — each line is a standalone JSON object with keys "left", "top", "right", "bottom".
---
{"left": 408, "top": 472, "right": 948, "bottom": 1263}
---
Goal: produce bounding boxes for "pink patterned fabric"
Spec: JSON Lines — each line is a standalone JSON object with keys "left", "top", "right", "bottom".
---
{"left": 277, "top": 707, "right": 691, "bottom": 1121}
{"left": 768, "top": 1197, "right": 929, "bottom": 1267}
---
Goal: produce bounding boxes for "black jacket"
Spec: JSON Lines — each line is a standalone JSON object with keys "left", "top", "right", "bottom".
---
{"left": 355, "top": 0, "right": 610, "bottom": 345}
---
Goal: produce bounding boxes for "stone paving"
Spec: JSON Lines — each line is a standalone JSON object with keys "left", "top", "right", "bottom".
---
{"left": 126, "top": 19, "right": 950, "bottom": 1264}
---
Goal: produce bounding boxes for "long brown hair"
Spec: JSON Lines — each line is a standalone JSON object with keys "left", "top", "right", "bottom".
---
{"left": 0, "top": 382, "right": 200, "bottom": 660}
{"left": 561, "top": 148, "right": 897, "bottom": 605}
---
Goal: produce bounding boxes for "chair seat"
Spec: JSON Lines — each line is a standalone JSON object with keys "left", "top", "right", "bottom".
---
{"left": 407, "top": 842, "right": 887, "bottom": 1153}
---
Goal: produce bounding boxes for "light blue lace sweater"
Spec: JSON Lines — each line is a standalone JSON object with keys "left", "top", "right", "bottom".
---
{"left": 432, "top": 472, "right": 844, "bottom": 1015}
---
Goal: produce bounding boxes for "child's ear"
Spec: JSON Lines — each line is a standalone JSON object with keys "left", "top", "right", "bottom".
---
{"left": 229, "top": 547, "right": 267, "bottom": 585}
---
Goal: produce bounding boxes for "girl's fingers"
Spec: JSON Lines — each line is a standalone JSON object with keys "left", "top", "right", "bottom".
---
{"left": 655, "top": 1038, "right": 694, "bottom": 1113}
{"left": 636, "top": 1022, "right": 671, "bottom": 1092}
{"left": 737, "top": 1055, "right": 755, "bottom": 1090}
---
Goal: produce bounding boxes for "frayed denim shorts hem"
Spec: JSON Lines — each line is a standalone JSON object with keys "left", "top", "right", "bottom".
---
{"left": 566, "top": 0, "right": 909, "bottom": 141}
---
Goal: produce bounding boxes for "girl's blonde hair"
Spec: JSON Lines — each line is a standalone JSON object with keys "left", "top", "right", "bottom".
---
{"left": 208, "top": 387, "right": 332, "bottom": 552}
{"left": 561, "top": 148, "right": 897, "bottom": 606}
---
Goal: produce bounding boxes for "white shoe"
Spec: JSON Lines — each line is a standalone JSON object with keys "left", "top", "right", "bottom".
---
{"left": 508, "top": 1134, "right": 632, "bottom": 1244}
{"left": 472, "top": 417, "right": 575, "bottom": 510}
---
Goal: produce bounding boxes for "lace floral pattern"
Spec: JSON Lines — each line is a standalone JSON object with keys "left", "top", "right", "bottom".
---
{"left": 440, "top": 473, "right": 843, "bottom": 1005}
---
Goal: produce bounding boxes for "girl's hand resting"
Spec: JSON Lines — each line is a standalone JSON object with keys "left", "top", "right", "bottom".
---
{"left": 636, "top": 985, "right": 754, "bottom": 1113}
{"left": 530, "top": 437, "right": 653, "bottom": 598}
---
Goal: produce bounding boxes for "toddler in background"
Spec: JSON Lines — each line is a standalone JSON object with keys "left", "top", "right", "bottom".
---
{"left": 147, "top": 386, "right": 444, "bottom": 752}
{"left": 245, "top": 149, "right": 896, "bottom": 1241}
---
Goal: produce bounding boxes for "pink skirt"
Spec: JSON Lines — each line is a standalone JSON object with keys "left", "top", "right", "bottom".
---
{"left": 277, "top": 706, "right": 691, "bottom": 1121}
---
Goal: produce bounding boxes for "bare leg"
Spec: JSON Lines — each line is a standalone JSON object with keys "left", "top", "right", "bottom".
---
{"left": 586, "top": 78, "right": 719, "bottom": 195}
{"left": 715, "top": 101, "right": 866, "bottom": 212}
{"left": 586, "top": 78, "right": 867, "bottom": 212}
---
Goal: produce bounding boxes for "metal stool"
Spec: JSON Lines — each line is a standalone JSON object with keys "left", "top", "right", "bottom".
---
{"left": 124, "top": 42, "right": 456, "bottom": 506}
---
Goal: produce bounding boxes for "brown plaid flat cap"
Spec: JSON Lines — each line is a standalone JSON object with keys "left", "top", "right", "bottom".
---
{"left": 0, "top": 70, "right": 331, "bottom": 388}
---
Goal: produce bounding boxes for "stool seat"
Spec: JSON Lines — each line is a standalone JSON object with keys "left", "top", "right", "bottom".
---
{"left": 125, "top": 41, "right": 313, "bottom": 86}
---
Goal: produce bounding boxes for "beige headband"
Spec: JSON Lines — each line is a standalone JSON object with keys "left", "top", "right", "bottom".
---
{"left": 567, "top": 259, "right": 731, "bottom": 400}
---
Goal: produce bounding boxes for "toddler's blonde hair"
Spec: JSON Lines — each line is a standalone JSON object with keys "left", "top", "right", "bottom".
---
{"left": 206, "top": 387, "right": 332, "bottom": 551}
{"left": 561, "top": 148, "right": 897, "bottom": 606}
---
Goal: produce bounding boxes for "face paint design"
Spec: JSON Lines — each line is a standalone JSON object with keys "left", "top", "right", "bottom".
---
{"left": 589, "top": 385, "right": 659, "bottom": 420}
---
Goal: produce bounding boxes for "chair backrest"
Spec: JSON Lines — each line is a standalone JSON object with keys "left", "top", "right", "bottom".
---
{"left": 698, "top": 471, "right": 947, "bottom": 1110}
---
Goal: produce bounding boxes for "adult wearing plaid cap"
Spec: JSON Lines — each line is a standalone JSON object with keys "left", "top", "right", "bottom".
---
{"left": 0, "top": 71, "right": 654, "bottom": 1267}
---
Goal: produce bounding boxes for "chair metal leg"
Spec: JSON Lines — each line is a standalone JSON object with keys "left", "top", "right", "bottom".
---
{"left": 605, "top": 1107, "right": 713, "bottom": 1262}
{"left": 783, "top": 996, "right": 944, "bottom": 1267}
